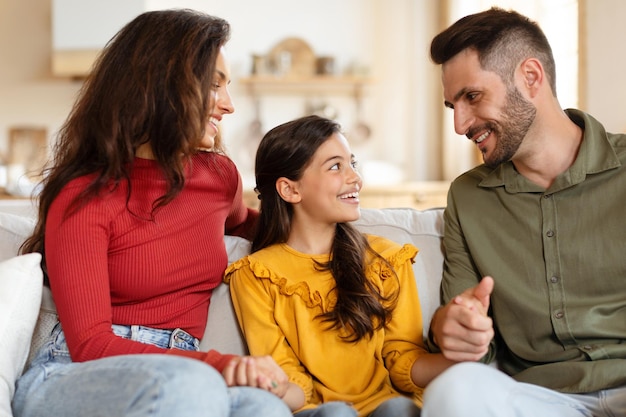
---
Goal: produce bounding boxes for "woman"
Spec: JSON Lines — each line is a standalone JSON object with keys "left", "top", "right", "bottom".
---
{"left": 226, "top": 115, "right": 454, "bottom": 417}
{"left": 13, "top": 9, "right": 290, "bottom": 417}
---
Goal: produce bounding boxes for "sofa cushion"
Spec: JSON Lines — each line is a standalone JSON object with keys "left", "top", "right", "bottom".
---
{"left": 0, "top": 253, "right": 43, "bottom": 416}
{"left": 353, "top": 208, "right": 444, "bottom": 336}
{"left": 199, "top": 235, "right": 251, "bottom": 355}
{"left": 201, "top": 207, "right": 445, "bottom": 356}
{"left": 0, "top": 212, "right": 36, "bottom": 263}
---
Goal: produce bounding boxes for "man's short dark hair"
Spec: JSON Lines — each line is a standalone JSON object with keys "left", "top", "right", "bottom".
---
{"left": 430, "top": 7, "right": 557, "bottom": 95}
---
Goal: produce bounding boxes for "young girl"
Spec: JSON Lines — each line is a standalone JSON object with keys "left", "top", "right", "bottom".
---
{"left": 225, "top": 115, "right": 454, "bottom": 417}
{"left": 14, "top": 10, "right": 290, "bottom": 417}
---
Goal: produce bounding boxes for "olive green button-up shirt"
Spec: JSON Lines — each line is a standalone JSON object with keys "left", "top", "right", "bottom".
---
{"left": 441, "top": 109, "right": 626, "bottom": 393}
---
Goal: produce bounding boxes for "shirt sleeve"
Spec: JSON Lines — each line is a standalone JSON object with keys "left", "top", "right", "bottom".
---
{"left": 226, "top": 258, "right": 315, "bottom": 402}
{"left": 438, "top": 186, "right": 497, "bottom": 361}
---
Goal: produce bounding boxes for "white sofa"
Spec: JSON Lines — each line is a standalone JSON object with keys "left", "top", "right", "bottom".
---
{"left": 0, "top": 207, "right": 445, "bottom": 416}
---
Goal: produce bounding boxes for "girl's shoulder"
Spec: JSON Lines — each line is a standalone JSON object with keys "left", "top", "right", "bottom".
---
{"left": 365, "top": 234, "right": 418, "bottom": 268}
{"left": 225, "top": 245, "right": 331, "bottom": 310}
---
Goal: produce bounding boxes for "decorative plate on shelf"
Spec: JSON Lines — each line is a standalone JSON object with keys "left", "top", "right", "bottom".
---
{"left": 267, "top": 37, "right": 316, "bottom": 78}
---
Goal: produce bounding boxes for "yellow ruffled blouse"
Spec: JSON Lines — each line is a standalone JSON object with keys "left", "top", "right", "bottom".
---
{"left": 224, "top": 234, "right": 427, "bottom": 416}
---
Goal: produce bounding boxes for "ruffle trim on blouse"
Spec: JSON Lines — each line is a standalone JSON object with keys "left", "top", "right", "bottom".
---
{"left": 227, "top": 242, "right": 418, "bottom": 312}
{"left": 364, "top": 243, "right": 418, "bottom": 283}
{"left": 228, "top": 257, "right": 327, "bottom": 310}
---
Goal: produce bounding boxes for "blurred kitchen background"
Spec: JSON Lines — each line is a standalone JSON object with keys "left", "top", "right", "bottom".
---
{"left": 0, "top": 0, "right": 624, "bottom": 209}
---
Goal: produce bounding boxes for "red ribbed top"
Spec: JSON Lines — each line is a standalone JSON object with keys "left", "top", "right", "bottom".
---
{"left": 44, "top": 153, "right": 257, "bottom": 370}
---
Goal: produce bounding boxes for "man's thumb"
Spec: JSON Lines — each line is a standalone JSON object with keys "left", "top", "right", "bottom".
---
{"left": 472, "top": 276, "right": 494, "bottom": 309}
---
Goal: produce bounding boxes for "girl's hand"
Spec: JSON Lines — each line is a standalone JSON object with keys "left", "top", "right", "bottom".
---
{"left": 222, "top": 355, "right": 289, "bottom": 397}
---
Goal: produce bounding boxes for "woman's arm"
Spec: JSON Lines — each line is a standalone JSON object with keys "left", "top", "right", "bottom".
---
{"left": 224, "top": 161, "right": 259, "bottom": 240}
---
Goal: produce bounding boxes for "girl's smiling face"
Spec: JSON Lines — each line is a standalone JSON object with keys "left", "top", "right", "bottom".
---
{"left": 291, "top": 132, "right": 362, "bottom": 226}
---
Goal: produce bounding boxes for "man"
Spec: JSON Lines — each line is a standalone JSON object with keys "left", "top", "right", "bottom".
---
{"left": 421, "top": 7, "right": 626, "bottom": 417}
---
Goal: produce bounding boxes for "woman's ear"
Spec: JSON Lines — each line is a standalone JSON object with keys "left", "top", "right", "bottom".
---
{"left": 276, "top": 177, "right": 301, "bottom": 203}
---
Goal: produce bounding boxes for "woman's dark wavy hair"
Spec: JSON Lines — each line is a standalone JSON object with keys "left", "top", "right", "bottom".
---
{"left": 253, "top": 115, "right": 398, "bottom": 342}
{"left": 21, "top": 9, "right": 231, "bottom": 260}
{"left": 430, "top": 7, "right": 557, "bottom": 95}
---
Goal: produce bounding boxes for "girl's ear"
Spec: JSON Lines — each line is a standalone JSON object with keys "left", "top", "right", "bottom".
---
{"left": 276, "top": 177, "right": 301, "bottom": 203}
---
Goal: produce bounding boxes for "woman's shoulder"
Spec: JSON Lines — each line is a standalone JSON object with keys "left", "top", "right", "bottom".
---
{"left": 55, "top": 173, "right": 110, "bottom": 203}
{"left": 195, "top": 151, "right": 238, "bottom": 172}
{"left": 191, "top": 152, "right": 241, "bottom": 189}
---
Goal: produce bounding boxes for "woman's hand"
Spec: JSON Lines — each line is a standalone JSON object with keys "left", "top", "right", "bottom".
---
{"left": 221, "top": 355, "right": 289, "bottom": 397}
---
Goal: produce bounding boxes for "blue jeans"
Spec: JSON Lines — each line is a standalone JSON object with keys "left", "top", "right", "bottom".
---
{"left": 422, "top": 362, "right": 626, "bottom": 417}
{"left": 294, "top": 397, "right": 420, "bottom": 417}
{"left": 294, "top": 402, "right": 357, "bottom": 417}
{"left": 12, "top": 323, "right": 291, "bottom": 417}
{"left": 368, "top": 396, "right": 420, "bottom": 417}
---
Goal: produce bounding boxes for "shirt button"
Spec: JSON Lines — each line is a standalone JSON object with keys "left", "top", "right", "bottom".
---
{"left": 543, "top": 194, "right": 552, "bottom": 199}
{"left": 554, "top": 310, "right": 564, "bottom": 319}
{"left": 582, "top": 345, "right": 592, "bottom": 351}
{"left": 550, "top": 276, "right": 559, "bottom": 283}
{"left": 546, "top": 230, "right": 555, "bottom": 237}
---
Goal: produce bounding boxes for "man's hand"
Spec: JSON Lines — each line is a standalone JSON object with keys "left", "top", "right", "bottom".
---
{"left": 430, "top": 276, "right": 495, "bottom": 362}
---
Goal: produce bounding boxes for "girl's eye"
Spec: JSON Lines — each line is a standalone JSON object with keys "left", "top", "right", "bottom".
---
{"left": 330, "top": 163, "right": 340, "bottom": 171}
{"left": 351, "top": 160, "right": 359, "bottom": 169}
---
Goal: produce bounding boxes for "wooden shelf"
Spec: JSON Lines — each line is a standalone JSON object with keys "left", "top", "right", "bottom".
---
{"left": 238, "top": 75, "right": 371, "bottom": 95}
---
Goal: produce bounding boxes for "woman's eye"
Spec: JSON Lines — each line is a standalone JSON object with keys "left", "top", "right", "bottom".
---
{"left": 351, "top": 160, "right": 359, "bottom": 169}
{"left": 330, "top": 163, "right": 340, "bottom": 171}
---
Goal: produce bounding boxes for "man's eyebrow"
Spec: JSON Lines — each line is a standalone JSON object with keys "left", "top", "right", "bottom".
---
{"left": 453, "top": 87, "right": 469, "bottom": 102}
{"left": 444, "top": 87, "right": 470, "bottom": 109}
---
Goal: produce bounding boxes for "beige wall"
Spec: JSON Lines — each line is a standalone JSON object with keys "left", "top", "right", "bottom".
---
{"left": 0, "top": 0, "right": 623, "bottom": 188}
{"left": 580, "top": 0, "right": 626, "bottom": 133}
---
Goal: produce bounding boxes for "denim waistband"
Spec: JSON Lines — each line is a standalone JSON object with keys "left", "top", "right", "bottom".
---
{"left": 111, "top": 324, "right": 200, "bottom": 351}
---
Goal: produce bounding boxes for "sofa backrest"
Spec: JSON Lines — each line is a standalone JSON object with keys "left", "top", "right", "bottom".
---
{"left": 0, "top": 207, "right": 445, "bottom": 358}
{"left": 201, "top": 207, "right": 445, "bottom": 355}
{"left": 0, "top": 212, "right": 36, "bottom": 263}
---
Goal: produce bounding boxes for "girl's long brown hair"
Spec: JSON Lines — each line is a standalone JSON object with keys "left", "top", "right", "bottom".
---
{"left": 254, "top": 115, "right": 398, "bottom": 342}
{"left": 21, "top": 10, "right": 231, "bottom": 262}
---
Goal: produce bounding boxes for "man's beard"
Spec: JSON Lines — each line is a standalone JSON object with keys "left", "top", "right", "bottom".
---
{"left": 482, "top": 87, "right": 536, "bottom": 168}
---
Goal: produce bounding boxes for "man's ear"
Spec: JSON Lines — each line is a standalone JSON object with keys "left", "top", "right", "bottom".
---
{"left": 276, "top": 177, "right": 301, "bottom": 203}
{"left": 519, "top": 58, "right": 543, "bottom": 98}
